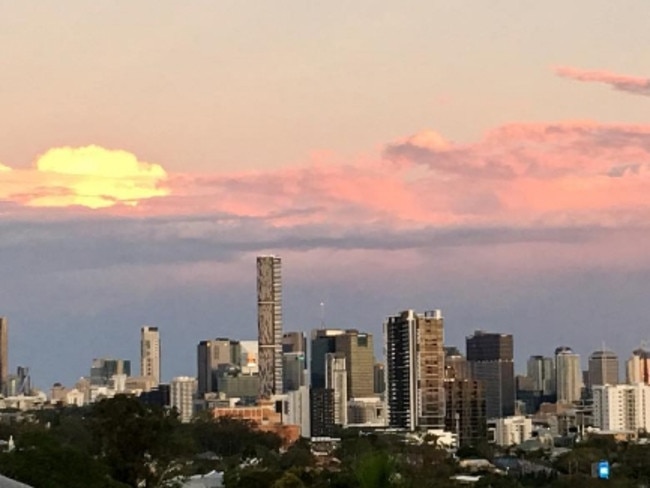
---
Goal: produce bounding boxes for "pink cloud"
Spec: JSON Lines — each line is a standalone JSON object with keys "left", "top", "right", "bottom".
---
{"left": 554, "top": 66, "right": 650, "bottom": 97}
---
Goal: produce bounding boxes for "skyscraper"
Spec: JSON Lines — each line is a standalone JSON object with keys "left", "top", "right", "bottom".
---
{"left": 170, "top": 376, "right": 197, "bottom": 423}
{"left": 197, "top": 338, "right": 240, "bottom": 397}
{"left": 325, "top": 353, "right": 348, "bottom": 426}
{"left": 555, "top": 346, "right": 583, "bottom": 404}
{"left": 0, "top": 318, "right": 7, "bottom": 391}
{"left": 257, "top": 255, "right": 283, "bottom": 398}
{"left": 334, "top": 330, "right": 374, "bottom": 399}
{"left": 384, "top": 309, "right": 445, "bottom": 431}
{"left": 466, "top": 331, "right": 515, "bottom": 418}
{"left": 627, "top": 348, "right": 650, "bottom": 385}
{"left": 526, "top": 355, "right": 555, "bottom": 396}
{"left": 588, "top": 349, "right": 619, "bottom": 387}
{"left": 310, "top": 329, "right": 345, "bottom": 389}
{"left": 141, "top": 326, "right": 161, "bottom": 385}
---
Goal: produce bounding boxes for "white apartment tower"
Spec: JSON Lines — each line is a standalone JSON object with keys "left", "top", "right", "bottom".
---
{"left": 593, "top": 384, "right": 650, "bottom": 432}
{"left": 141, "top": 326, "right": 161, "bottom": 385}
{"left": 325, "top": 353, "right": 348, "bottom": 427}
{"left": 170, "top": 376, "right": 197, "bottom": 423}
{"left": 257, "top": 256, "right": 283, "bottom": 398}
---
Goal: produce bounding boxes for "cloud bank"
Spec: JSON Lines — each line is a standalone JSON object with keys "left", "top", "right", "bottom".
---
{"left": 554, "top": 66, "right": 650, "bottom": 97}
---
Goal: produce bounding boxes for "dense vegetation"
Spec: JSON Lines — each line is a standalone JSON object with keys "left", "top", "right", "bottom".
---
{"left": 0, "top": 396, "right": 649, "bottom": 487}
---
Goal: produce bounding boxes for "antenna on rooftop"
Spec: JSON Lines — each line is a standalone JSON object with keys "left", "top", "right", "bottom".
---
{"left": 320, "top": 302, "right": 326, "bottom": 328}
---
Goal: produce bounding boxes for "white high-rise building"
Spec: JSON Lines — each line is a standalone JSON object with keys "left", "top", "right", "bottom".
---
{"left": 555, "top": 347, "right": 582, "bottom": 404}
{"left": 325, "top": 353, "right": 348, "bottom": 427}
{"left": 170, "top": 376, "right": 197, "bottom": 423}
{"left": 593, "top": 384, "right": 650, "bottom": 432}
{"left": 140, "top": 326, "right": 161, "bottom": 385}
{"left": 283, "top": 386, "right": 311, "bottom": 438}
{"left": 627, "top": 349, "right": 650, "bottom": 385}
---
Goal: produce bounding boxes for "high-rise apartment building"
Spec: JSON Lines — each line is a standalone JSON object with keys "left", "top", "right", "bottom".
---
{"left": 373, "top": 362, "right": 386, "bottom": 395}
{"left": 0, "top": 317, "right": 7, "bottom": 391}
{"left": 257, "top": 255, "right": 283, "bottom": 398}
{"left": 140, "top": 326, "right": 161, "bottom": 385}
{"left": 593, "top": 383, "right": 650, "bottom": 432}
{"left": 555, "top": 347, "right": 583, "bottom": 404}
{"left": 588, "top": 349, "right": 619, "bottom": 387}
{"left": 466, "top": 331, "right": 515, "bottom": 418}
{"left": 444, "top": 378, "right": 486, "bottom": 446}
{"left": 283, "top": 352, "right": 306, "bottom": 392}
{"left": 197, "top": 338, "right": 241, "bottom": 397}
{"left": 526, "top": 355, "right": 555, "bottom": 396}
{"left": 627, "top": 348, "right": 650, "bottom": 385}
{"left": 445, "top": 347, "right": 470, "bottom": 380}
{"left": 170, "top": 376, "right": 197, "bottom": 423}
{"left": 384, "top": 309, "right": 445, "bottom": 431}
{"left": 325, "top": 353, "right": 348, "bottom": 426}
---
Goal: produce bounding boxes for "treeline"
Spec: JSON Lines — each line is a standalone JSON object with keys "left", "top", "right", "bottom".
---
{"left": 1, "top": 396, "right": 650, "bottom": 487}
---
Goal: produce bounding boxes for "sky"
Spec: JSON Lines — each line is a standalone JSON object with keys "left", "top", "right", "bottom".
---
{"left": 1, "top": 1, "right": 650, "bottom": 389}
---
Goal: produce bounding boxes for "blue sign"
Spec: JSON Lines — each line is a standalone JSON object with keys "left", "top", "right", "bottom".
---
{"left": 598, "top": 461, "right": 610, "bottom": 480}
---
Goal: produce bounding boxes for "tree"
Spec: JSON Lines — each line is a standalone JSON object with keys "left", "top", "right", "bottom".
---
{"left": 90, "top": 395, "right": 189, "bottom": 488}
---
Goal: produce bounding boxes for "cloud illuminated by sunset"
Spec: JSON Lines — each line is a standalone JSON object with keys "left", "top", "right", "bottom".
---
{"left": 0, "top": 145, "right": 169, "bottom": 209}
{"left": 554, "top": 66, "right": 650, "bottom": 97}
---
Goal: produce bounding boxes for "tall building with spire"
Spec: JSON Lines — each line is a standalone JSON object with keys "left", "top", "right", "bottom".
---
{"left": 257, "top": 255, "right": 283, "bottom": 398}
{"left": 141, "top": 326, "right": 161, "bottom": 385}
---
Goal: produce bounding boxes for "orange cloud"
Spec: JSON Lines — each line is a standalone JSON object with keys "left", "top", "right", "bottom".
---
{"left": 0, "top": 145, "right": 169, "bottom": 209}
{"left": 554, "top": 66, "right": 650, "bottom": 97}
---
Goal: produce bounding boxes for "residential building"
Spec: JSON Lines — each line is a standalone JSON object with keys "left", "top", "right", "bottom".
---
{"left": 466, "top": 331, "right": 515, "bottom": 418}
{"left": 282, "top": 332, "right": 306, "bottom": 355}
{"left": 489, "top": 416, "right": 533, "bottom": 446}
{"left": 283, "top": 386, "right": 311, "bottom": 438}
{"left": 526, "top": 355, "right": 555, "bottom": 396}
{"left": 555, "top": 347, "right": 583, "bottom": 404}
{"left": 325, "top": 353, "right": 347, "bottom": 426}
{"left": 445, "top": 347, "right": 470, "bottom": 380}
{"left": 140, "top": 326, "right": 161, "bottom": 385}
{"left": 170, "top": 376, "right": 197, "bottom": 423}
{"left": 309, "top": 388, "right": 335, "bottom": 437}
{"left": 444, "top": 378, "right": 486, "bottom": 446}
{"left": 384, "top": 309, "right": 445, "bottom": 431}
{"left": 626, "top": 348, "right": 650, "bottom": 385}
{"left": 90, "top": 358, "right": 131, "bottom": 386}
{"left": 373, "top": 362, "right": 386, "bottom": 395}
{"left": 593, "top": 383, "right": 650, "bottom": 432}
{"left": 347, "top": 397, "right": 387, "bottom": 426}
{"left": 257, "top": 255, "right": 283, "bottom": 398}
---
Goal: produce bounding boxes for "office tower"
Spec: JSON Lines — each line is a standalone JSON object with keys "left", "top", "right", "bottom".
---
{"left": 555, "top": 347, "right": 583, "bottom": 404}
{"left": 90, "top": 358, "right": 131, "bottom": 386}
{"left": 170, "top": 376, "right": 197, "bottom": 423}
{"left": 283, "top": 352, "right": 306, "bottom": 392}
{"left": 588, "top": 349, "right": 619, "bottom": 387}
{"left": 140, "top": 326, "right": 161, "bottom": 385}
{"left": 444, "top": 378, "right": 486, "bottom": 446}
{"left": 384, "top": 309, "right": 445, "bottom": 431}
{"left": 627, "top": 348, "right": 650, "bottom": 385}
{"left": 310, "top": 329, "right": 345, "bottom": 388}
{"left": 466, "top": 331, "right": 515, "bottom": 418}
{"left": 445, "top": 346, "right": 470, "bottom": 380}
{"left": 526, "top": 355, "right": 555, "bottom": 396}
{"left": 282, "top": 332, "right": 306, "bottom": 355}
{"left": 0, "top": 318, "right": 7, "bottom": 391}
{"left": 593, "top": 384, "right": 650, "bottom": 431}
{"left": 197, "top": 338, "right": 240, "bottom": 397}
{"left": 257, "top": 255, "right": 283, "bottom": 398}
{"left": 325, "top": 353, "right": 348, "bottom": 426}
{"left": 373, "top": 363, "right": 386, "bottom": 395}
{"left": 334, "top": 330, "right": 374, "bottom": 398}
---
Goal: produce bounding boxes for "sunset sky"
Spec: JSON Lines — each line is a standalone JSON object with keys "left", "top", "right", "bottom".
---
{"left": 2, "top": 1, "right": 650, "bottom": 387}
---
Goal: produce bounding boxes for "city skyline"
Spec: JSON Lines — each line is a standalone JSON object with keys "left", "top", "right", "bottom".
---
{"left": 1, "top": 2, "right": 650, "bottom": 388}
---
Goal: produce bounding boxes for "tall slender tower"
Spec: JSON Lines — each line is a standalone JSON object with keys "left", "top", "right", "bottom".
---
{"left": 555, "top": 346, "right": 582, "bottom": 404}
{"left": 140, "top": 326, "right": 161, "bottom": 385}
{"left": 257, "top": 255, "right": 283, "bottom": 398}
{"left": 0, "top": 318, "right": 7, "bottom": 391}
{"left": 384, "top": 309, "right": 445, "bottom": 431}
